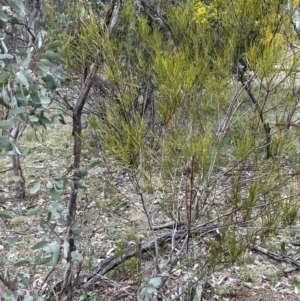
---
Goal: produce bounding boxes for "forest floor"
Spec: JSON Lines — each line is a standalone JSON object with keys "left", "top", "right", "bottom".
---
{"left": 1, "top": 113, "right": 300, "bottom": 301}
{"left": 203, "top": 256, "right": 300, "bottom": 301}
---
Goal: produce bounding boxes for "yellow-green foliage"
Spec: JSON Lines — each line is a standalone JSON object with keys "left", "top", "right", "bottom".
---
{"left": 193, "top": 0, "right": 300, "bottom": 78}
{"left": 47, "top": 0, "right": 300, "bottom": 274}
{"left": 90, "top": 0, "right": 300, "bottom": 195}
{"left": 45, "top": 0, "right": 107, "bottom": 70}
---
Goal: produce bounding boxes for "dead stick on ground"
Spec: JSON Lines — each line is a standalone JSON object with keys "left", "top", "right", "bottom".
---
{"left": 251, "top": 245, "right": 300, "bottom": 270}
{"left": 82, "top": 223, "right": 221, "bottom": 290}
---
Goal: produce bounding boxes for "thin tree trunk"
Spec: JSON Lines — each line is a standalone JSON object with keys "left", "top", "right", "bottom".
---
{"left": 10, "top": 124, "right": 25, "bottom": 200}
{"left": 9, "top": 0, "right": 41, "bottom": 201}
{"left": 61, "top": 62, "right": 99, "bottom": 299}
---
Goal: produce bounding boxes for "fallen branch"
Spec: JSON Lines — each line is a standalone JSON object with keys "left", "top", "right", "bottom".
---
{"left": 250, "top": 245, "right": 300, "bottom": 270}
{"left": 152, "top": 221, "right": 184, "bottom": 230}
{"left": 82, "top": 223, "right": 220, "bottom": 290}
{"left": 82, "top": 229, "right": 188, "bottom": 290}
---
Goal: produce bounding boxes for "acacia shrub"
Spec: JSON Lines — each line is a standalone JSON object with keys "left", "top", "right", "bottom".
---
{"left": 90, "top": 0, "right": 300, "bottom": 261}
{"left": 39, "top": 0, "right": 300, "bottom": 296}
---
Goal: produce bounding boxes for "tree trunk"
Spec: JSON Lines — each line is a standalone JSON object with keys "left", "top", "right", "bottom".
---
{"left": 61, "top": 62, "right": 99, "bottom": 299}
{"left": 10, "top": 124, "right": 25, "bottom": 200}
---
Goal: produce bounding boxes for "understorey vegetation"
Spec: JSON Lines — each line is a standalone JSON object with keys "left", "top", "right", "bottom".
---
{"left": 1, "top": 0, "right": 300, "bottom": 300}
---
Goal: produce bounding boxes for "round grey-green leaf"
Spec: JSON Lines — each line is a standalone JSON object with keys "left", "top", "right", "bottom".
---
{"left": 14, "top": 260, "right": 30, "bottom": 267}
{"left": 26, "top": 207, "right": 41, "bottom": 216}
{"left": 76, "top": 179, "right": 87, "bottom": 188}
{"left": 46, "top": 181, "right": 53, "bottom": 189}
{"left": 31, "top": 240, "right": 48, "bottom": 250}
{"left": 43, "top": 242, "right": 60, "bottom": 253}
{"left": 50, "top": 187, "right": 60, "bottom": 201}
{"left": 54, "top": 179, "right": 64, "bottom": 189}
{"left": 51, "top": 249, "right": 60, "bottom": 267}
{"left": 51, "top": 201, "right": 64, "bottom": 213}
{"left": 147, "top": 286, "right": 157, "bottom": 294}
{"left": 0, "top": 212, "right": 12, "bottom": 219}
{"left": 149, "top": 277, "right": 162, "bottom": 287}
{"left": 0, "top": 54, "right": 13, "bottom": 59}
{"left": 0, "top": 120, "right": 15, "bottom": 130}
{"left": 0, "top": 7, "right": 7, "bottom": 22}
{"left": 79, "top": 166, "right": 87, "bottom": 176}
{"left": 12, "top": 175, "right": 22, "bottom": 182}
{"left": 29, "top": 115, "right": 39, "bottom": 122}
{"left": 30, "top": 93, "right": 40, "bottom": 104}
{"left": 9, "top": 235, "right": 19, "bottom": 247}
{"left": 40, "top": 59, "right": 54, "bottom": 67}
{"left": 21, "top": 58, "right": 30, "bottom": 69}
{"left": 48, "top": 40, "right": 63, "bottom": 51}
{"left": 41, "top": 51, "right": 63, "bottom": 62}
{"left": 42, "top": 73, "right": 57, "bottom": 91}
{"left": 0, "top": 71, "right": 10, "bottom": 82}
{"left": 7, "top": 0, "right": 25, "bottom": 14}
{"left": 30, "top": 181, "right": 41, "bottom": 194}
{"left": 36, "top": 62, "right": 48, "bottom": 73}
{"left": 71, "top": 224, "right": 81, "bottom": 235}
{"left": 140, "top": 287, "right": 147, "bottom": 298}
{"left": 71, "top": 251, "right": 83, "bottom": 261}
{"left": 11, "top": 107, "right": 25, "bottom": 115}
{"left": 16, "top": 71, "right": 29, "bottom": 87}
{"left": 0, "top": 136, "right": 10, "bottom": 149}
{"left": 40, "top": 95, "right": 51, "bottom": 104}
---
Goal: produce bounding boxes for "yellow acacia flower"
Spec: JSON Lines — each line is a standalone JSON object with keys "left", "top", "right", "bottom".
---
{"left": 263, "top": 27, "right": 274, "bottom": 44}
{"left": 194, "top": 2, "right": 217, "bottom": 25}
{"left": 194, "top": 4, "right": 208, "bottom": 24}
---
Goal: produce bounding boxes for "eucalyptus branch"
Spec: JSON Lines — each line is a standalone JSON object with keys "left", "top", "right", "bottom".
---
{"left": 27, "top": 0, "right": 40, "bottom": 46}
